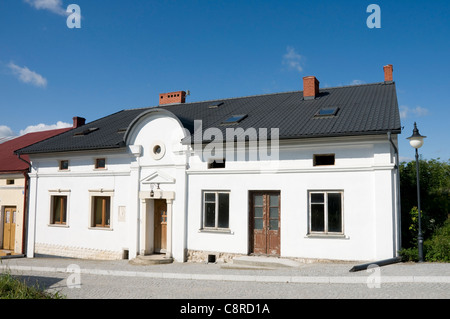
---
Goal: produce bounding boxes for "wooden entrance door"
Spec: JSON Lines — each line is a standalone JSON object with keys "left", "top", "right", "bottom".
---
{"left": 250, "top": 192, "right": 280, "bottom": 255}
{"left": 3, "top": 207, "right": 16, "bottom": 250}
{"left": 154, "top": 200, "right": 167, "bottom": 253}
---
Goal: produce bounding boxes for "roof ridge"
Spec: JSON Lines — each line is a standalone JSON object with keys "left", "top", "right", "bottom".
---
{"left": 123, "top": 90, "right": 297, "bottom": 111}
{"left": 80, "top": 109, "right": 127, "bottom": 126}
{"left": 125, "top": 82, "right": 391, "bottom": 111}
{"left": 320, "top": 81, "right": 391, "bottom": 91}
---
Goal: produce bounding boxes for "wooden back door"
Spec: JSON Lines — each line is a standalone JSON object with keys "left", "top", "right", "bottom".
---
{"left": 154, "top": 199, "right": 167, "bottom": 253}
{"left": 3, "top": 207, "right": 16, "bottom": 250}
{"left": 249, "top": 192, "right": 280, "bottom": 256}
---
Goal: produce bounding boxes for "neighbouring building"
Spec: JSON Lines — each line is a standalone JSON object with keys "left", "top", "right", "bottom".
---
{"left": 0, "top": 123, "right": 81, "bottom": 255}
{"left": 16, "top": 65, "right": 402, "bottom": 263}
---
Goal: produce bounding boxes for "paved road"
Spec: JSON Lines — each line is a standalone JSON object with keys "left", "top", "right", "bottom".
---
{"left": 1, "top": 256, "right": 449, "bottom": 301}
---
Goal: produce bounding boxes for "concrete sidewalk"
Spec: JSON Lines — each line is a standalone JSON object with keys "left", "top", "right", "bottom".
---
{"left": 1, "top": 255, "right": 449, "bottom": 283}
{"left": 0, "top": 257, "right": 450, "bottom": 302}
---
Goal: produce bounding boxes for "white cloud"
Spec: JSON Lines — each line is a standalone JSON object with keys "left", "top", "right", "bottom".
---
{"left": 282, "top": 46, "right": 303, "bottom": 73}
{"left": 350, "top": 79, "right": 365, "bottom": 85}
{"left": 0, "top": 125, "right": 14, "bottom": 138}
{"left": 20, "top": 121, "right": 72, "bottom": 135}
{"left": 24, "top": 0, "right": 67, "bottom": 16}
{"left": 399, "top": 105, "right": 429, "bottom": 119}
{"left": 8, "top": 62, "right": 48, "bottom": 88}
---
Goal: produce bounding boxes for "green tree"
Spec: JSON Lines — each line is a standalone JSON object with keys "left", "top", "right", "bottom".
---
{"left": 399, "top": 158, "right": 449, "bottom": 248}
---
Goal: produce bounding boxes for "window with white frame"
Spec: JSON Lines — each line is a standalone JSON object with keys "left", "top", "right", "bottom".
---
{"left": 203, "top": 191, "right": 230, "bottom": 229}
{"left": 309, "top": 191, "right": 343, "bottom": 234}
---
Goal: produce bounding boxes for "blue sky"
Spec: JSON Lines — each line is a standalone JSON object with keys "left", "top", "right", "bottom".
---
{"left": 1, "top": 0, "right": 449, "bottom": 161}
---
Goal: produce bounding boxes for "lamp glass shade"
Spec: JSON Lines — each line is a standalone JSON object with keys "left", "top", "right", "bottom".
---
{"left": 408, "top": 136, "right": 425, "bottom": 149}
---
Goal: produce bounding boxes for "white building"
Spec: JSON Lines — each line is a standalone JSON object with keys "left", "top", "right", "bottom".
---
{"left": 17, "top": 65, "right": 402, "bottom": 263}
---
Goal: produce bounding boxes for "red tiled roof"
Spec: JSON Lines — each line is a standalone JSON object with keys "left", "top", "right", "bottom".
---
{"left": 0, "top": 128, "right": 71, "bottom": 173}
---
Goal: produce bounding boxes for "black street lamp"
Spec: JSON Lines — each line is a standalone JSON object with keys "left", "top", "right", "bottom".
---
{"left": 407, "top": 122, "right": 426, "bottom": 262}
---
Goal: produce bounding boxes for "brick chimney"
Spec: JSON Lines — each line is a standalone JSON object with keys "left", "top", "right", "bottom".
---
{"left": 159, "top": 91, "right": 186, "bottom": 105}
{"left": 73, "top": 116, "right": 86, "bottom": 128}
{"left": 383, "top": 64, "right": 393, "bottom": 83}
{"left": 303, "top": 76, "right": 320, "bottom": 100}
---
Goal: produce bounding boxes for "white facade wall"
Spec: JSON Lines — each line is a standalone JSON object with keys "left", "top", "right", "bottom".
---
{"left": 27, "top": 151, "right": 134, "bottom": 259}
{"left": 186, "top": 136, "right": 399, "bottom": 261}
{"left": 26, "top": 110, "right": 400, "bottom": 262}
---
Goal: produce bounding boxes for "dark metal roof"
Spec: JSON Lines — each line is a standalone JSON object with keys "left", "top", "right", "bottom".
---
{"left": 16, "top": 82, "right": 401, "bottom": 155}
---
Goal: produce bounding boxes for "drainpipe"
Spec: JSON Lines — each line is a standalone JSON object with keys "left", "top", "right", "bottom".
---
{"left": 17, "top": 154, "right": 31, "bottom": 256}
{"left": 387, "top": 132, "right": 402, "bottom": 253}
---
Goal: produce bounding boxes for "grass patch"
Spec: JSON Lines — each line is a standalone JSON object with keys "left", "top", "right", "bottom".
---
{"left": 0, "top": 272, "right": 65, "bottom": 299}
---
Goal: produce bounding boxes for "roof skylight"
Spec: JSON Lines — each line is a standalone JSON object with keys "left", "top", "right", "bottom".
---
{"left": 209, "top": 101, "right": 224, "bottom": 109}
{"left": 221, "top": 114, "right": 248, "bottom": 125}
{"left": 314, "top": 107, "right": 339, "bottom": 117}
{"left": 73, "top": 127, "right": 99, "bottom": 136}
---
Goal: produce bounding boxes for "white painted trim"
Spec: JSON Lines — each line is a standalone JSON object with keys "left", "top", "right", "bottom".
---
{"left": 0, "top": 186, "right": 23, "bottom": 190}
{"left": 30, "top": 171, "right": 131, "bottom": 178}
{"left": 141, "top": 170, "right": 176, "bottom": 184}
{"left": 187, "top": 164, "right": 395, "bottom": 175}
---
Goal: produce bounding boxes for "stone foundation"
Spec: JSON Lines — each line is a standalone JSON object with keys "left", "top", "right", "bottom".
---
{"left": 186, "top": 250, "right": 245, "bottom": 263}
{"left": 35, "top": 243, "right": 124, "bottom": 260}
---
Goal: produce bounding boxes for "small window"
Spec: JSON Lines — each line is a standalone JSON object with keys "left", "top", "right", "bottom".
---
{"left": 208, "top": 159, "right": 226, "bottom": 169}
{"left": 153, "top": 145, "right": 162, "bottom": 155}
{"left": 92, "top": 196, "right": 110, "bottom": 228}
{"left": 59, "top": 160, "right": 69, "bottom": 170}
{"left": 151, "top": 142, "right": 166, "bottom": 160}
{"left": 309, "top": 191, "right": 343, "bottom": 234}
{"left": 314, "top": 107, "right": 339, "bottom": 117}
{"left": 51, "top": 196, "right": 67, "bottom": 225}
{"left": 95, "top": 158, "right": 106, "bottom": 169}
{"left": 203, "top": 191, "right": 230, "bottom": 229}
{"left": 6, "top": 179, "right": 15, "bottom": 185}
{"left": 313, "top": 154, "right": 335, "bottom": 166}
{"left": 221, "top": 114, "right": 248, "bottom": 125}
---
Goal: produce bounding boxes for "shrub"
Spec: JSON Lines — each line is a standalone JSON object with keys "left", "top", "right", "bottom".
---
{"left": 399, "top": 246, "right": 419, "bottom": 262}
{"left": 399, "top": 219, "right": 450, "bottom": 262}
{"left": 424, "top": 219, "right": 450, "bottom": 262}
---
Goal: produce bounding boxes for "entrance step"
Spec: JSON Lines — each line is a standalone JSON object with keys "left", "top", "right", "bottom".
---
{"left": 129, "top": 254, "right": 173, "bottom": 266}
{"left": 222, "top": 256, "right": 303, "bottom": 270}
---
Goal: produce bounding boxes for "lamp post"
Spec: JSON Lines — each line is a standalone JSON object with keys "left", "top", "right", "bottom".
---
{"left": 407, "top": 122, "right": 426, "bottom": 262}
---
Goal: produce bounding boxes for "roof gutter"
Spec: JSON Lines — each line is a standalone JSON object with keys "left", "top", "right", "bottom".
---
{"left": 17, "top": 154, "right": 31, "bottom": 256}
{"left": 16, "top": 154, "right": 31, "bottom": 171}
{"left": 388, "top": 131, "right": 402, "bottom": 252}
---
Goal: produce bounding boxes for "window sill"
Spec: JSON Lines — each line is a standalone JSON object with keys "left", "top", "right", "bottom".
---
{"left": 198, "top": 228, "right": 234, "bottom": 235}
{"left": 88, "top": 226, "right": 113, "bottom": 231}
{"left": 48, "top": 224, "right": 69, "bottom": 228}
{"left": 305, "top": 233, "right": 349, "bottom": 239}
